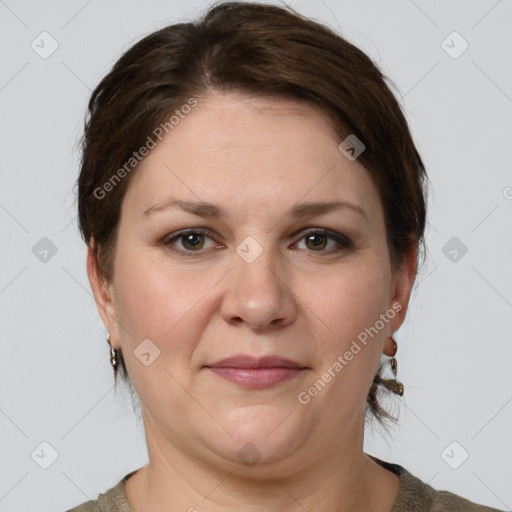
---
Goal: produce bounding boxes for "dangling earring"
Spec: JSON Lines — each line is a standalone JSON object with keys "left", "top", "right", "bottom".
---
{"left": 381, "top": 336, "right": 404, "bottom": 396}
{"left": 107, "top": 333, "right": 118, "bottom": 370}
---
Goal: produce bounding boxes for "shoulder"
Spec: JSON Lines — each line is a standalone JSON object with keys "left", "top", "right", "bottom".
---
{"left": 65, "top": 470, "right": 138, "bottom": 512}
{"left": 66, "top": 501, "right": 96, "bottom": 512}
{"left": 368, "top": 455, "right": 505, "bottom": 512}
{"left": 396, "top": 466, "right": 504, "bottom": 512}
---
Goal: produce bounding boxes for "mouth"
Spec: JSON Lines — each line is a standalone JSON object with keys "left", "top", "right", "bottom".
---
{"left": 204, "top": 355, "right": 309, "bottom": 389}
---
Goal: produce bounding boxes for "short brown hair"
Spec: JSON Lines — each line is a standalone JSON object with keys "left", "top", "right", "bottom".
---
{"left": 78, "top": 1, "right": 428, "bottom": 427}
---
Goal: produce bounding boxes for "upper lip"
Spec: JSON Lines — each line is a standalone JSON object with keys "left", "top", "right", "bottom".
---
{"left": 205, "top": 355, "right": 307, "bottom": 369}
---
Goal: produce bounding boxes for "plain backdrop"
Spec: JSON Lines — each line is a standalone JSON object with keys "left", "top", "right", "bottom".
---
{"left": 0, "top": 0, "right": 511, "bottom": 511}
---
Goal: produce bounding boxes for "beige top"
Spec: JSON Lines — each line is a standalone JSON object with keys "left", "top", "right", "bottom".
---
{"left": 66, "top": 454, "right": 504, "bottom": 511}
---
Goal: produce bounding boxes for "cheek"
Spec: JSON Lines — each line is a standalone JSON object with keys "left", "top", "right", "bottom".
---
{"left": 306, "top": 262, "right": 391, "bottom": 342}
{"left": 111, "top": 257, "right": 210, "bottom": 410}
{"left": 112, "top": 248, "right": 223, "bottom": 367}
{"left": 299, "top": 260, "right": 391, "bottom": 401}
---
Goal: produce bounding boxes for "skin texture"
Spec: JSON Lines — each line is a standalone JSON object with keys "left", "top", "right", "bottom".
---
{"left": 87, "top": 91, "right": 417, "bottom": 512}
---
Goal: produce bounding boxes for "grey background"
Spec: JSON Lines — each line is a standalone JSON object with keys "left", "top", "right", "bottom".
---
{"left": 0, "top": 0, "right": 511, "bottom": 511}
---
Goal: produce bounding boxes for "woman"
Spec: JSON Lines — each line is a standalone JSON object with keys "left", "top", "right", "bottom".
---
{"left": 68, "top": 2, "right": 504, "bottom": 511}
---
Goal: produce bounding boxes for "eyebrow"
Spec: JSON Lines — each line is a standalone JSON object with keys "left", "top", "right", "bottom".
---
{"left": 142, "top": 199, "right": 369, "bottom": 223}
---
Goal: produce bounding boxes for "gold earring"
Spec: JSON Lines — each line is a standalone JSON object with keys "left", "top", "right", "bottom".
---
{"left": 380, "top": 336, "right": 404, "bottom": 396}
{"left": 107, "top": 333, "right": 118, "bottom": 370}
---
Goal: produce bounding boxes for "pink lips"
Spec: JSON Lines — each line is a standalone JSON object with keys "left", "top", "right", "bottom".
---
{"left": 205, "top": 356, "right": 308, "bottom": 389}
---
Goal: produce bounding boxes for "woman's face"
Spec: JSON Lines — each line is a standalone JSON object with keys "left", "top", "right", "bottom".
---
{"left": 89, "top": 91, "right": 415, "bottom": 474}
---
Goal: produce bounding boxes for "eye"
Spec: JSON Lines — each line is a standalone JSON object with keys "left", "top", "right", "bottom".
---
{"left": 163, "top": 229, "right": 219, "bottom": 253}
{"left": 294, "top": 229, "right": 353, "bottom": 254}
{"left": 162, "top": 228, "right": 353, "bottom": 256}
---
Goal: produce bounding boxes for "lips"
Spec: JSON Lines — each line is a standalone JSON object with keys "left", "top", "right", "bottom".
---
{"left": 206, "top": 355, "right": 305, "bottom": 369}
{"left": 204, "top": 355, "right": 308, "bottom": 389}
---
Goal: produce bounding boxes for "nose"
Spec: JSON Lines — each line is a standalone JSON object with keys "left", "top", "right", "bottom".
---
{"left": 220, "top": 241, "right": 298, "bottom": 331}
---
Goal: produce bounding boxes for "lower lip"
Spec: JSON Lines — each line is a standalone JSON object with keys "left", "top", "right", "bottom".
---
{"left": 206, "top": 367, "right": 306, "bottom": 388}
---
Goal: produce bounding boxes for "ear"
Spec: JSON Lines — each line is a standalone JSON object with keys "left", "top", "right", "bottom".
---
{"left": 383, "top": 241, "right": 417, "bottom": 355}
{"left": 86, "top": 238, "right": 120, "bottom": 349}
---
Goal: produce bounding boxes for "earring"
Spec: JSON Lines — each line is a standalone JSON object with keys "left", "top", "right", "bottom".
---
{"left": 107, "top": 333, "right": 118, "bottom": 370}
{"left": 381, "top": 336, "right": 404, "bottom": 396}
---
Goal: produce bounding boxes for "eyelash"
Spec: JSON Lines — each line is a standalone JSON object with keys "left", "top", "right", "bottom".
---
{"left": 162, "top": 228, "right": 353, "bottom": 256}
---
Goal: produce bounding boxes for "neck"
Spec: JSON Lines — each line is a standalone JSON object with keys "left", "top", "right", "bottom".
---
{"left": 124, "top": 412, "right": 399, "bottom": 512}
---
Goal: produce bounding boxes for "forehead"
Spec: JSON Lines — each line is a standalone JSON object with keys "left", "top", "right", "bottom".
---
{"left": 121, "top": 92, "right": 382, "bottom": 225}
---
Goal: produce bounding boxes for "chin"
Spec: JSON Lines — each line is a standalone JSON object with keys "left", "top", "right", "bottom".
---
{"left": 206, "top": 404, "right": 308, "bottom": 467}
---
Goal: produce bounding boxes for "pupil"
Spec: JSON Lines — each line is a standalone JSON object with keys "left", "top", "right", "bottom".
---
{"left": 307, "top": 234, "right": 325, "bottom": 249}
{"left": 184, "top": 233, "right": 203, "bottom": 249}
